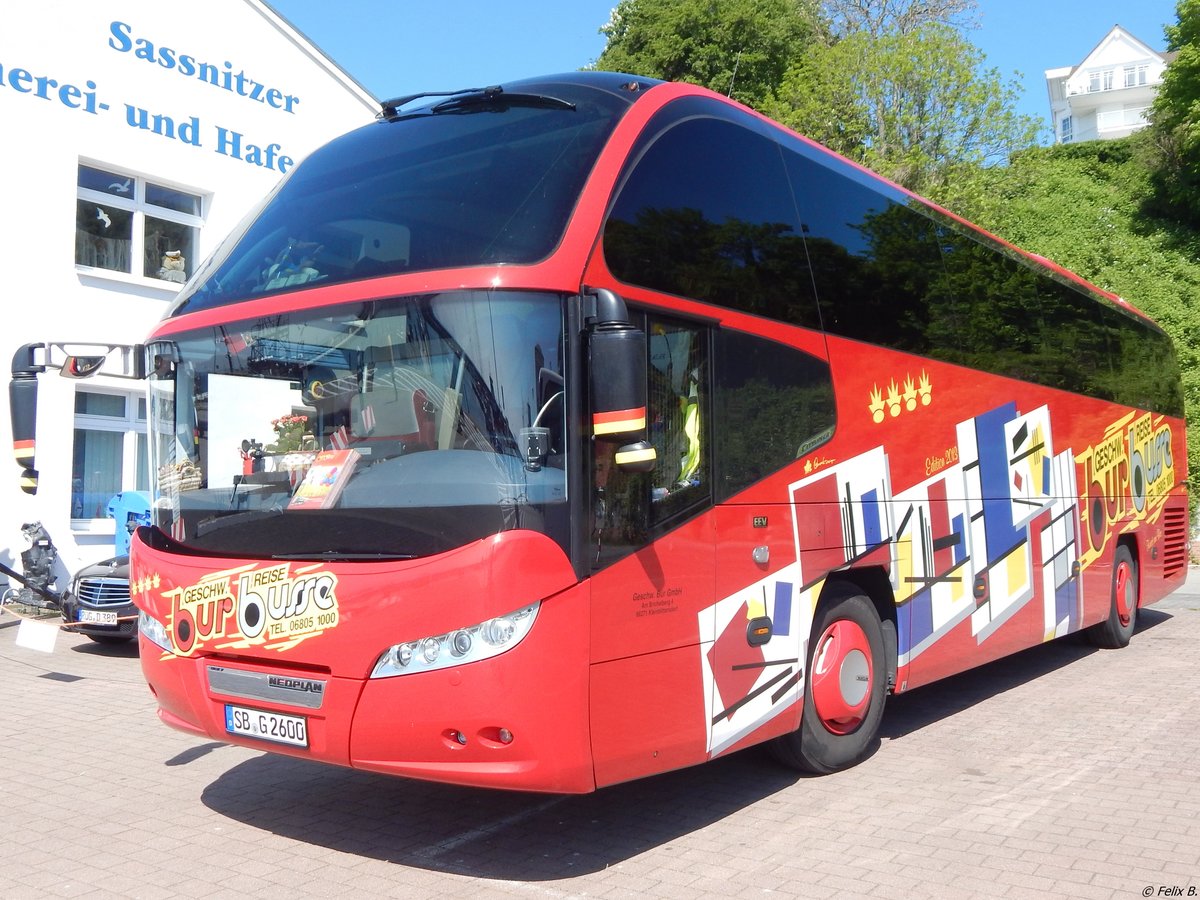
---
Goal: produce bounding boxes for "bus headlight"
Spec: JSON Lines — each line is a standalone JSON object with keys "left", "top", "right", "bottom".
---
{"left": 370, "top": 602, "right": 539, "bottom": 678}
{"left": 138, "top": 609, "right": 173, "bottom": 653}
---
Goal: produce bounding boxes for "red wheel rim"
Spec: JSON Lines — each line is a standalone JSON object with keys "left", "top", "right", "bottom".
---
{"left": 1115, "top": 560, "right": 1134, "bottom": 627}
{"left": 810, "top": 619, "right": 874, "bottom": 735}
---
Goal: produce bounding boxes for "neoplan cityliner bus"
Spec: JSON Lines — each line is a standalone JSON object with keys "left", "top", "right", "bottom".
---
{"left": 11, "top": 72, "right": 1187, "bottom": 792}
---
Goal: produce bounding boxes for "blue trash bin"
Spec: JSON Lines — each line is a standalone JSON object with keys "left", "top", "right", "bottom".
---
{"left": 106, "top": 491, "right": 151, "bottom": 557}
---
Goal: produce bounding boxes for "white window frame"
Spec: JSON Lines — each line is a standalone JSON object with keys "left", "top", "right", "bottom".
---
{"left": 71, "top": 387, "right": 148, "bottom": 531}
{"left": 1060, "top": 115, "right": 1073, "bottom": 144}
{"left": 75, "top": 161, "right": 207, "bottom": 289}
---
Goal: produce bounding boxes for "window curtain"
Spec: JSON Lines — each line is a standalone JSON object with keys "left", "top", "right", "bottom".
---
{"left": 72, "top": 429, "right": 123, "bottom": 519}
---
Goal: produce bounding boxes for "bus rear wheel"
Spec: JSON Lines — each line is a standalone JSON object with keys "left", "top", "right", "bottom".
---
{"left": 770, "top": 588, "right": 887, "bottom": 774}
{"left": 1086, "top": 544, "right": 1138, "bottom": 649}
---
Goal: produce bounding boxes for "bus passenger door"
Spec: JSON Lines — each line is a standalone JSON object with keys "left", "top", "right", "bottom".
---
{"left": 588, "top": 313, "right": 717, "bottom": 787}
{"left": 703, "top": 324, "right": 840, "bottom": 757}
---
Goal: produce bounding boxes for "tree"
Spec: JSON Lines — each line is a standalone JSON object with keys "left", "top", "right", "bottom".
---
{"left": 592, "top": 0, "right": 821, "bottom": 107}
{"left": 951, "top": 134, "right": 1200, "bottom": 507}
{"left": 592, "top": 0, "right": 1039, "bottom": 200}
{"left": 820, "top": 0, "right": 978, "bottom": 38}
{"left": 1148, "top": 0, "right": 1200, "bottom": 222}
{"left": 770, "top": 24, "right": 1041, "bottom": 196}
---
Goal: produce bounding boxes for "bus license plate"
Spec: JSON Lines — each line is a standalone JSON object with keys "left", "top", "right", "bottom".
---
{"left": 224, "top": 704, "right": 308, "bottom": 748}
{"left": 79, "top": 609, "right": 118, "bottom": 625}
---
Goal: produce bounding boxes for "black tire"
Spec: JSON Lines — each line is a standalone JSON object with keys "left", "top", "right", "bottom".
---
{"left": 1086, "top": 544, "right": 1138, "bottom": 649}
{"left": 770, "top": 588, "right": 887, "bottom": 774}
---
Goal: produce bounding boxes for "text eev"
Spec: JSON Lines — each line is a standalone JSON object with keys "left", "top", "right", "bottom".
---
{"left": 0, "top": 61, "right": 103, "bottom": 113}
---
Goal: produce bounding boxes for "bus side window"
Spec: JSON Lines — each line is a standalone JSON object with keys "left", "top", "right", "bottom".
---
{"left": 646, "top": 319, "right": 708, "bottom": 524}
{"left": 592, "top": 314, "right": 710, "bottom": 568}
{"left": 602, "top": 99, "right": 822, "bottom": 332}
{"left": 713, "top": 329, "right": 836, "bottom": 500}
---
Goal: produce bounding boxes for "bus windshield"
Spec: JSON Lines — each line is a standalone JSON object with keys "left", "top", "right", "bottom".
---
{"left": 147, "top": 291, "right": 569, "bottom": 560}
{"left": 174, "top": 80, "right": 636, "bottom": 314}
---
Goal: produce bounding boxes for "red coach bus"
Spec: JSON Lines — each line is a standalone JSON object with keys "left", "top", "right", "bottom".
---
{"left": 11, "top": 72, "right": 1188, "bottom": 792}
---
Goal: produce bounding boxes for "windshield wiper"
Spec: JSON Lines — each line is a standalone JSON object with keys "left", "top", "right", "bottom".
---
{"left": 379, "top": 86, "right": 489, "bottom": 119}
{"left": 378, "top": 85, "right": 574, "bottom": 122}
{"left": 433, "top": 89, "right": 574, "bottom": 115}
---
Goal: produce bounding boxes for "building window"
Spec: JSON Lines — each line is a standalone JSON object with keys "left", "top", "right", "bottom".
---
{"left": 71, "top": 389, "right": 148, "bottom": 522}
{"left": 1122, "top": 65, "right": 1150, "bottom": 88}
{"left": 1102, "top": 69, "right": 1114, "bottom": 91}
{"left": 75, "top": 164, "right": 204, "bottom": 285}
{"left": 1088, "top": 72, "right": 1100, "bottom": 92}
{"left": 1061, "top": 115, "right": 1073, "bottom": 143}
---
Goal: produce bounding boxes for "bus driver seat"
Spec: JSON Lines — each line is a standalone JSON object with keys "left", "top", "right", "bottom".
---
{"left": 350, "top": 366, "right": 437, "bottom": 453}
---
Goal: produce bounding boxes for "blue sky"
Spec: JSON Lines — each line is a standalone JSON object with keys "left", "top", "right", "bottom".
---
{"left": 268, "top": 0, "right": 1178, "bottom": 134}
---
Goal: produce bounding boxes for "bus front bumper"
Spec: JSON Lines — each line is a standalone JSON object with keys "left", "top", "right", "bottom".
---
{"left": 138, "top": 587, "right": 595, "bottom": 793}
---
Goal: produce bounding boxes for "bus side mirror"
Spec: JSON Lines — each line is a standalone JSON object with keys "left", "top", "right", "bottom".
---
{"left": 60, "top": 355, "right": 107, "bottom": 379}
{"left": 49, "top": 342, "right": 146, "bottom": 380}
{"left": 587, "top": 289, "right": 657, "bottom": 474}
{"left": 9, "top": 341, "right": 148, "bottom": 496}
{"left": 10, "top": 344, "right": 44, "bottom": 495}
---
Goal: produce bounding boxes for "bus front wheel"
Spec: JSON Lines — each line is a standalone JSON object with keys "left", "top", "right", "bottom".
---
{"left": 1086, "top": 544, "right": 1138, "bottom": 649}
{"left": 771, "top": 588, "right": 887, "bottom": 774}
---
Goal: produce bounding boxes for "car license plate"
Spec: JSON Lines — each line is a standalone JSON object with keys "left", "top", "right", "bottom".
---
{"left": 79, "top": 609, "right": 118, "bottom": 625}
{"left": 224, "top": 704, "right": 308, "bottom": 748}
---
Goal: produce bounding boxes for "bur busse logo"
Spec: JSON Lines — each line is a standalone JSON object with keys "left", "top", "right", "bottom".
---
{"left": 152, "top": 562, "right": 341, "bottom": 656}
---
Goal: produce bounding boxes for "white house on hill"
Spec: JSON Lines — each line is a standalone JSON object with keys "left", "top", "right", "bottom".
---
{"left": 1045, "top": 25, "right": 1171, "bottom": 144}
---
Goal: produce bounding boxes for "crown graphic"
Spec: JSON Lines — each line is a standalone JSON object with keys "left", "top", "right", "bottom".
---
{"left": 869, "top": 385, "right": 885, "bottom": 423}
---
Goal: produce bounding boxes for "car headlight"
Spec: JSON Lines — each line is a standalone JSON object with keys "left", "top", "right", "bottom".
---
{"left": 370, "top": 602, "right": 539, "bottom": 678}
{"left": 138, "top": 609, "right": 173, "bottom": 653}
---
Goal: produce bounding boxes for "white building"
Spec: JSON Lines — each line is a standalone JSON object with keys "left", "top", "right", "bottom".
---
{"left": 1045, "top": 25, "right": 1171, "bottom": 144}
{"left": 0, "top": 0, "right": 377, "bottom": 586}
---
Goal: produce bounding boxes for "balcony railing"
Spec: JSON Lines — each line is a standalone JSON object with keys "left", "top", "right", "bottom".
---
{"left": 1097, "top": 107, "right": 1150, "bottom": 129}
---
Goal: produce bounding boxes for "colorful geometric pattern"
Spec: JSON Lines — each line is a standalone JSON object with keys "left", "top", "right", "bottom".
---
{"left": 698, "top": 570, "right": 809, "bottom": 757}
{"left": 696, "top": 400, "right": 1090, "bottom": 756}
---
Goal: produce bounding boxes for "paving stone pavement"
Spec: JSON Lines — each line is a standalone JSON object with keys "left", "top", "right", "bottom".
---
{"left": 2, "top": 573, "right": 1199, "bottom": 900}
